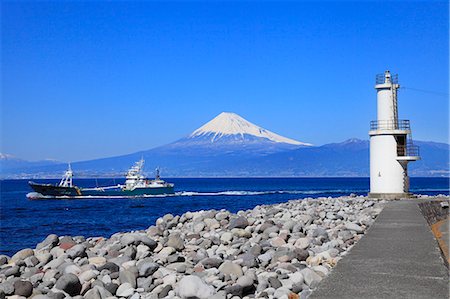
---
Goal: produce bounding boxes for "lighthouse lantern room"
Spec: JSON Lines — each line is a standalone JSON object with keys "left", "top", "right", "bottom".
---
{"left": 369, "top": 71, "right": 420, "bottom": 198}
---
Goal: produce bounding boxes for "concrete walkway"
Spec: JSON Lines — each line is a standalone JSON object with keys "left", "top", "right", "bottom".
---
{"left": 310, "top": 199, "right": 449, "bottom": 299}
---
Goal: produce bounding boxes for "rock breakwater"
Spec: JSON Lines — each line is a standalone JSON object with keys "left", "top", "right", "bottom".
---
{"left": 0, "top": 196, "right": 384, "bottom": 299}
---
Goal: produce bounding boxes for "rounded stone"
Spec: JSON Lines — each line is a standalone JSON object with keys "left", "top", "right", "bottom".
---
{"left": 84, "top": 288, "right": 102, "bottom": 299}
{"left": 268, "top": 277, "right": 282, "bottom": 289}
{"left": 218, "top": 261, "right": 243, "bottom": 277}
{"left": 225, "top": 285, "right": 244, "bottom": 297}
{"left": 158, "top": 246, "right": 175, "bottom": 258}
{"left": 3, "top": 266, "right": 20, "bottom": 277}
{"left": 119, "top": 269, "right": 137, "bottom": 288}
{"left": 166, "top": 262, "right": 187, "bottom": 273}
{"left": 139, "top": 236, "right": 158, "bottom": 250}
{"left": 177, "top": 275, "right": 214, "bottom": 299}
{"left": 105, "top": 283, "right": 119, "bottom": 295}
{"left": 0, "top": 255, "right": 9, "bottom": 266}
{"left": 79, "top": 269, "right": 98, "bottom": 283}
{"left": 13, "top": 280, "right": 33, "bottom": 297}
{"left": 228, "top": 216, "right": 249, "bottom": 229}
{"left": 97, "top": 262, "right": 119, "bottom": 273}
{"left": 54, "top": 273, "right": 82, "bottom": 296}
{"left": 220, "top": 232, "right": 233, "bottom": 244}
{"left": 116, "top": 283, "right": 134, "bottom": 297}
{"left": 36, "top": 234, "right": 59, "bottom": 250}
{"left": 294, "top": 238, "right": 310, "bottom": 250}
{"left": 66, "top": 244, "right": 86, "bottom": 259}
{"left": 201, "top": 258, "right": 223, "bottom": 269}
{"left": 158, "top": 285, "right": 172, "bottom": 298}
{"left": 10, "top": 249, "right": 34, "bottom": 264}
{"left": 167, "top": 234, "right": 185, "bottom": 251}
{"left": 138, "top": 262, "right": 159, "bottom": 277}
{"left": 345, "top": 222, "right": 364, "bottom": 233}
{"left": 236, "top": 275, "right": 253, "bottom": 288}
{"left": 88, "top": 256, "right": 107, "bottom": 267}
{"left": 300, "top": 268, "right": 322, "bottom": 288}
{"left": 0, "top": 281, "right": 14, "bottom": 295}
{"left": 271, "top": 237, "right": 286, "bottom": 247}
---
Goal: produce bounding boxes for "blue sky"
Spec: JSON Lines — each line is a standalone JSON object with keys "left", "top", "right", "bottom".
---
{"left": 1, "top": 1, "right": 448, "bottom": 162}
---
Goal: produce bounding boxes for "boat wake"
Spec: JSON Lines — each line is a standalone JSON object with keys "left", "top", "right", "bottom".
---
{"left": 27, "top": 189, "right": 368, "bottom": 200}
{"left": 175, "top": 189, "right": 367, "bottom": 197}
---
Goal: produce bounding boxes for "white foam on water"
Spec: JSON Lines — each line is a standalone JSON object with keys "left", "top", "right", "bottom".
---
{"left": 27, "top": 189, "right": 372, "bottom": 200}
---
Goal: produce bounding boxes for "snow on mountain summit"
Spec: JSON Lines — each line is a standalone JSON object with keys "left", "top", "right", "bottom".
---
{"left": 190, "top": 112, "right": 312, "bottom": 146}
{"left": 0, "top": 153, "right": 16, "bottom": 160}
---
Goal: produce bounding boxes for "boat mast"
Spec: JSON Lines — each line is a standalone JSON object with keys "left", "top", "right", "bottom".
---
{"left": 155, "top": 167, "right": 161, "bottom": 180}
{"left": 59, "top": 164, "right": 73, "bottom": 187}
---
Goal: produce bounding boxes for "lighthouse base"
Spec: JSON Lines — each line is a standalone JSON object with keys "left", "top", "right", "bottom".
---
{"left": 368, "top": 192, "right": 416, "bottom": 199}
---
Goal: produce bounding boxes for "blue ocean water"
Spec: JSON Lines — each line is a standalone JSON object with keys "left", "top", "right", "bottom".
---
{"left": 0, "top": 177, "right": 448, "bottom": 256}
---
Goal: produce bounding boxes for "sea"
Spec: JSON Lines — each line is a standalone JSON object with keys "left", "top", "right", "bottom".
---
{"left": 0, "top": 177, "right": 448, "bottom": 256}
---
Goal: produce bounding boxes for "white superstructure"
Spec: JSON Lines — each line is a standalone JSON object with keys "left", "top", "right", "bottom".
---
{"left": 124, "top": 159, "right": 173, "bottom": 191}
{"left": 124, "top": 159, "right": 147, "bottom": 190}
{"left": 369, "top": 71, "right": 420, "bottom": 198}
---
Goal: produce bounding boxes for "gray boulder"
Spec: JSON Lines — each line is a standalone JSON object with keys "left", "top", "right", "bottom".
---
{"left": 167, "top": 233, "right": 184, "bottom": 251}
{"left": 84, "top": 288, "right": 102, "bottom": 299}
{"left": 225, "top": 285, "right": 243, "bottom": 297}
{"left": 158, "top": 285, "right": 172, "bottom": 298}
{"left": 300, "top": 268, "right": 322, "bottom": 288}
{"left": 177, "top": 276, "right": 214, "bottom": 299}
{"left": 1, "top": 266, "right": 19, "bottom": 277}
{"left": 66, "top": 244, "right": 86, "bottom": 259}
{"left": 10, "top": 248, "right": 34, "bottom": 264}
{"left": 54, "top": 273, "right": 82, "bottom": 296}
{"left": 268, "top": 277, "right": 282, "bottom": 289}
{"left": 36, "top": 234, "right": 59, "bottom": 250}
{"left": 229, "top": 216, "right": 249, "bottom": 229}
{"left": 218, "top": 261, "right": 243, "bottom": 277}
{"left": 13, "top": 280, "right": 33, "bottom": 297}
{"left": 97, "top": 262, "right": 119, "bottom": 273}
{"left": 201, "top": 257, "right": 222, "bottom": 269}
{"left": 140, "top": 236, "right": 158, "bottom": 250}
{"left": 119, "top": 269, "right": 137, "bottom": 288}
{"left": 0, "top": 255, "right": 9, "bottom": 266}
{"left": 345, "top": 222, "right": 364, "bottom": 233}
{"left": 138, "top": 262, "right": 159, "bottom": 277}
{"left": 0, "top": 281, "right": 14, "bottom": 295}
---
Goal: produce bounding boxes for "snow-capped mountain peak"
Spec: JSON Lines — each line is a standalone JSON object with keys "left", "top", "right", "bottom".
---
{"left": 0, "top": 153, "right": 17, "bottom": 160}
{"left": 190, "top": 112, "right": 312, "bottom": 146}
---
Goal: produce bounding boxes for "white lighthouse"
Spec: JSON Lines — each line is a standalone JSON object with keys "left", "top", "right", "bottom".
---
{"left": 369, "top": 71, "right": 420, "bottom": 198}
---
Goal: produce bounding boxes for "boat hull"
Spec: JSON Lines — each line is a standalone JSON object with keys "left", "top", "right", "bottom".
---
{"left": 81, "top": 186, "right": 175, "bottom": 197}
{"left": 28, "top": 181, "right": 174, "bottom": 198}
{"left": 29, "top": 181, "right": 81, "bottom": 196}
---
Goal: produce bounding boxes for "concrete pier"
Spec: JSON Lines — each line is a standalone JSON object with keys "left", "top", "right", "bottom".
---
{"left": 310, "top": 199, "right": 449, "bottom": 299}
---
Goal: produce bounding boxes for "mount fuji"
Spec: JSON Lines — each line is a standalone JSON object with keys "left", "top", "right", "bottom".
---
{"left": 159, "top": 112, "right": 311, "bottom": 156}
{"left": 1, "top": 113, "right": 448, "bottom": 177}
{"left": 189, "top": 112, "right": 310, "bottom": 146}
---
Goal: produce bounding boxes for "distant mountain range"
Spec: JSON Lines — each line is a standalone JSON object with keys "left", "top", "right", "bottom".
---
{"left": 0, "top": 154, "right": 61, "bottom": 174}
{"left": 1, "top": 112, "right": 448, "bottom": 178}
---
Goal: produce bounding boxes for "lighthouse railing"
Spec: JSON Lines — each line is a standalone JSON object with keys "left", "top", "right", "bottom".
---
{"left": 370, "top": 119, "right": 410, "bottom": 131}
{"left": 397, "top": 144, "right": 420, "bottom": 157}
{"left": 376, "top": 73, "right": 399, "bottom": 84}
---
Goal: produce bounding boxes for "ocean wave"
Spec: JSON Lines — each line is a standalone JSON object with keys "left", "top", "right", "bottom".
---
{"left": 175, "top": 189, "right": 368, "bottom": 197}
{"left": 410, "top": 188, "right": 449, "bottom": 192}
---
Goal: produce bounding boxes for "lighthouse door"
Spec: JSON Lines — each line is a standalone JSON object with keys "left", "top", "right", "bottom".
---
{"left": 395, "top": 135, "right": 406, "bottom": 157}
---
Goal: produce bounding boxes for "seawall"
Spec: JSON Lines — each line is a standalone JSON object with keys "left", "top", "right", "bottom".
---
{"left": 311, "top": 197, "right": 449, "bottom": 299}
